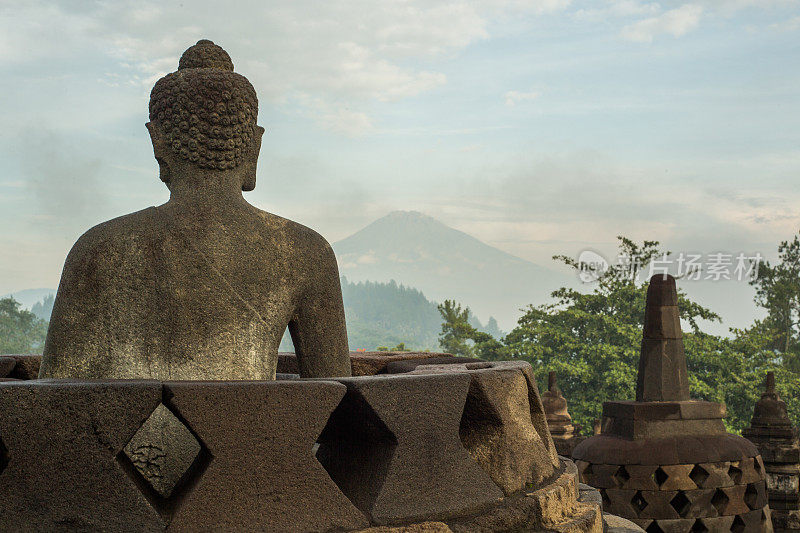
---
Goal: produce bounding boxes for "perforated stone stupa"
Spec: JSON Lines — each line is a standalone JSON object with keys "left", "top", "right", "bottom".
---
{"left": 743, "top": 372, "right": 800, "bottom": 532}
{"left": 542, "top": 371, "right": 582, "bottom": 456}
{"left": 573, "top": 274, "right": 773, "bottom": 532}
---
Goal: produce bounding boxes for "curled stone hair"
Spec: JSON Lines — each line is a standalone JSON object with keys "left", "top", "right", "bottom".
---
{"left": 149, "top": 39, "right": 258, "bottom": 171}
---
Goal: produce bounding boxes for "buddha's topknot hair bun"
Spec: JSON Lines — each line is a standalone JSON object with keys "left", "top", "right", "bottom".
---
{"left": 178, "top": 39, "right": 234, "bottom": 71}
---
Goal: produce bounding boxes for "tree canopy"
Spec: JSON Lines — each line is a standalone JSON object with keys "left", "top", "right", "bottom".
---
{"left": 0, "top": 297, "right": 48, "bottom": 354}
{"left": 439, "top": 235, "right": 799, "bottom": 434}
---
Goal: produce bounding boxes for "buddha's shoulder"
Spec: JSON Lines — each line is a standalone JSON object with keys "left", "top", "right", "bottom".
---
{"left": 251, "top": 209, "right": 336, "bottom": 260}
{"left": 67, "top": 208, "right": 162, "bottom": 258}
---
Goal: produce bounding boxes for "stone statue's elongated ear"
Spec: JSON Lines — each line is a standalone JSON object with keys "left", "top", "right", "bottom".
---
{"left": 241, "top": 125, "right": 264, "bottom": 192}
{"left": 146, "top": 122, "right": 172, "bottom": 185}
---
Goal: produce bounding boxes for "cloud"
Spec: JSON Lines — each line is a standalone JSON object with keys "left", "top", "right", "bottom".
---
{"left": 504, "top": 90, "right": 540, "bottom": 106}
{"left": 621, "top": 4, "right": 703, "bottom": 42}
{"left": 769, "top": 15, "right": 800, "bottom": 31}
{"left": 574, "top": 0, "right": 661, "bottom": 21}
{"left": 0, "top": 0, "right": 579, "bottom": 137}
{"left": 16, "top": 129, "right": 107, "bottom": 228}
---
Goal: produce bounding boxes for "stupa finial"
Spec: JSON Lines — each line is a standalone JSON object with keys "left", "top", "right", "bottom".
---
{"left": 635, "top": 274, "right": 690, "bottom": 402}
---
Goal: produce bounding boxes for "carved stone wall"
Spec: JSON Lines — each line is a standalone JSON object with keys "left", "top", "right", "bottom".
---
{"left": 0, "top": 358, "right": 604, "bottom": 532}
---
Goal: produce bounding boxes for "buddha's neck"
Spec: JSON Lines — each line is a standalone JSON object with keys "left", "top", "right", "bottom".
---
{"left": 167, "top": 171, "right": 248, "bottom": 208}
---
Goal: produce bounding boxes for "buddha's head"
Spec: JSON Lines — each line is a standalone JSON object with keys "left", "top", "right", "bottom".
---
{"left": 146, "top": 40, "right": 264, "bottom": 191}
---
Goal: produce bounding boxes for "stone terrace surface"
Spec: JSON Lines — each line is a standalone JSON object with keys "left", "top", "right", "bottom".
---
{"left": 277, "top": 351, "right": 477, "bottom": 376}
{"left": 0, "top": 358, "right": 609, "bottom": 532}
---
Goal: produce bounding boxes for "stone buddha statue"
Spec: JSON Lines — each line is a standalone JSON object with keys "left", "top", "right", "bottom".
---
{"left": 39, "top": 40, "right": 351, "bottom": 380}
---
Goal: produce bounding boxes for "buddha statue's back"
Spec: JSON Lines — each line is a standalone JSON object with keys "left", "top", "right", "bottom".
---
{"left": 39, "top": 40, "right": 351, "bottom": 380}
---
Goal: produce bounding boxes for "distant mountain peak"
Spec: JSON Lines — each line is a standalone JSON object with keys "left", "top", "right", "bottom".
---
{"left": 371, "top": 210, "right": 448, "bottom": 229}
{"left": 333, "top": 211, "right": 567, "bottom": 329}
{"left": 384, "top": 210, "right": 434, "bottom": 220}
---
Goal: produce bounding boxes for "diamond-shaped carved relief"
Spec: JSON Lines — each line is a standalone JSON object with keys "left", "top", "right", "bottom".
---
{"left": 613, "top": 465, "right": 631, "bottom": 487}
{"left": 121, "top": 403, "right": 202, "bottom": 499}
{"left": 654, "top": 466, "right": 668, "bottom": 487}
{"left": 730, "top": 515, "right": 745, "bottom": 533}
{"left": 645, "top": 521, "right": 665, "bottom": 533}
{"left": 743, "top": 483, "right": 759, "bottom": 511}
{"left": 316, "top": 390, "right": 397, "bottom": 516}
{"left": 691, "top": 519, "right": 709, "bottom": 532}
{"left": 711, "top": 488, "right": 729, "bottom": 515}
{"left": 670, "top": 491, "right": 691, "bottom": 517}
{"left": 727, "top": 463, "right": 743, "bottom": 484}
{"left": 632, "top": 491, "right": 648, "bottom": 515}
{"left": 689, "top": 464, "right": 709, "bottom": 488}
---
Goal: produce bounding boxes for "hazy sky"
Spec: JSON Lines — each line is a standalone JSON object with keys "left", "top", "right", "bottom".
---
{"left": 1, "top": 0, "right": 799, "bottom": 328}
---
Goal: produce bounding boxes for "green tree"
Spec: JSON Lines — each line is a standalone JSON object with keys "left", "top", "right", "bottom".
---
{"left": 437, "top": 299, "right": 504, "bottom": 359}
{"left": 31, "top": 293, "right": 55, "bottom": 321}
{"left": 750, "top": 233, "right": 800, "bottom": 370}
{"left": 438, "top": 300, "right": 477, "bottom": 356}
{"left": 502, "top": 236, "right": 787, "bottom": 433}
{"left": 376, "top": 342, "right": 409, "bottom": 352}
{"left": 0, "top": 297, "right": 48, "bottom": 354}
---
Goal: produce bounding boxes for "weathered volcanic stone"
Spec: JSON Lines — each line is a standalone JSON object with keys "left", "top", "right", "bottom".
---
{"left": 0, "top": 356, "right": 15, "bottom": 377}
{"left": 39, "top": 39, "right": 351, "bottom": 381}
{"left": 636, "top": 275, "right": 689, "bottom": 402}
{"left": 542, "top": 371, "right": 582, "bottom": 457}
{"left": 315, "top": 373, "right": 503, "bottom": 524}
{"left": 278, "top": 351, "right": 456, "bottom": 376}
{"left": 0, "top": 380, "right": 165, "bottom": 531}
{"left": 573, "top": 275, "right": 772, "bottom": 531}
{"left": 385, "top": 356, "right": 482, "bottom": 374}
{"left": 445, "top": 459, "right": 604, "bottom": 533}
{"left": 122, "top": 403, "right": 202, "bottom": 499}
{"left": 0, "top": 354, "right": 41, "bottom": 379}
{"left": 744, "top": 372, "right": 800, "bottom": 532}
{"left": 410, "top": 360, "right": 560, "bottom": 494}
{"left": 164, "top": 380, "right": 368, "bottom": 532}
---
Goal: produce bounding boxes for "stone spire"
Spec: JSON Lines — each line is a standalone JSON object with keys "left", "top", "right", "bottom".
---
{"left": 744, "top": 372, "right": 800, "bottom": 532}
{"left": 635, "top": 274, "right": 690, "bottom": 402}
{"left": 750, "top": 371, "right": 792, "bottom": 428}
{"left": 542, "top": 371, "right": 581, "bottom": 456}
{"left": 542, "top": 372, "right": 572, "bottom": 422}
{"left": 574, "top": 273, "right": 770, "bottom": 532}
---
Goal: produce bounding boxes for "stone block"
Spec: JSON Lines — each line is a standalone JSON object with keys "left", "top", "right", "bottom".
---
{"left": 643, "top": 305, "right": 682, "bottom": 339}
{"left": 573, "top": 434, "right": 760, "bottom": 466}
{"left": 458, "top": 366, "right": 556, "bottom": 494}
{"left": 315, "top": 373, "right": 502, "bottom": 524}
{"left": 637, "top": 490, "right": 680, "bottom": 519}
{"left": 0, "top": 380, "right": 165, "bottom": 531}
{"left": 0, "top": 357, "right": 15, "bottom": 378}
{"left": 624, "top": 464, "right": 661, "bottom": 491}
{"left": 350, "top": 352, "right": 451, "bottom": 376}
{"left": 636, "top": 339, "right": 690, "bottom": 402}
{"left": 603, "top": 488, "right": 641, "bottom": 517}
{"left": 656, "top": 464, "right": 696, "bottom": 491}
{"left": 385, "top": 356, "right": 480, "bottom": 374}
{"left": 3, "top": 354, "right": 41, "bottom": 379}
{"left": 163, "top": 380, "right": 368, "bottom": 532}
{"left": 446, "top": 459, "right": 603, "bottom": 533}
